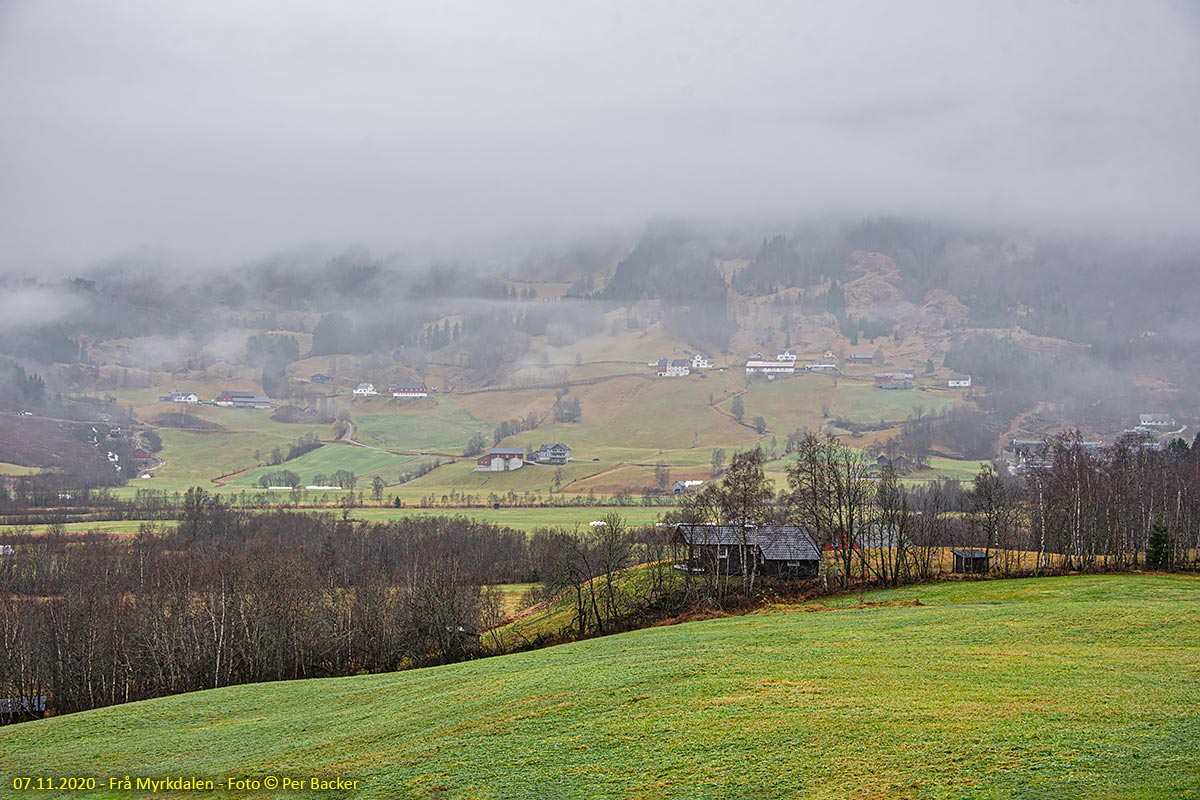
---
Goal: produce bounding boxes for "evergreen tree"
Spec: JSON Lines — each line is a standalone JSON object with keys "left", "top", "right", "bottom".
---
{"left": 1146, "top": 517, "right": 1171, "bottom": 569}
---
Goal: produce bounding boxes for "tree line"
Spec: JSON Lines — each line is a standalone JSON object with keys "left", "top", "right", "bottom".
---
{"left": 672, "top": 431, "right": 1200, "bottom": 602}
{"left": 0, "top": 511, "right": 532, "bottom": 723}
{"left": 6, "top": 432, "right": 1199, "bottom": 725}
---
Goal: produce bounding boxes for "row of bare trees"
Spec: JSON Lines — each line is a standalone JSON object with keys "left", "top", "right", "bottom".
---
{"left": 525, "top": 513, "right": 678, "bottom": 641}
{"left": 6, "top": 432, "right": 1197, "bottom": 723}
{"left": 0, "top": 512, "right": 532, "bottom": 723}
{"left": 675, "top": 432, "right": 1200, "bottom": 602}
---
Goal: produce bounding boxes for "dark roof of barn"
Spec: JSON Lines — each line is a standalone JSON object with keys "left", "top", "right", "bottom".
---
{"left": 951, "top": 549, "right": 990, "bottom": 558}
{"left": 676, "top": 524, "right": 821, "bottom": 561}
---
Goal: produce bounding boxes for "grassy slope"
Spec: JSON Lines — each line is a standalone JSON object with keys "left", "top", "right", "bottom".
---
{"left": 73, "top": 330, "right": 975, "bottom": 502}
{"left": 354, "top": 398, "right": 491, "bottom": 455}
{"left": 391, "top": 371, "right": 968, "bottom": 500}
{"left": 225, "top": 445, "right": 422, "bottom": 488}
{"left": 348, "top": 506, "right": 669, "bottom": 532}
{"left": 6, "top": 507, "right": 669, "bottom": 537}
{"left": 142, "top": 404, "right": 329, "bottom": 492}
{"left": 3, "top": 574, "right": 1197, "bottom": 799}
{"left": 0, "top": 461, "right": 42, "bottom": 475}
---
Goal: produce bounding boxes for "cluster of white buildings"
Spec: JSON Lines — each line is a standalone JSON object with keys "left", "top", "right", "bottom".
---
{"left": 874, "top": 372, "right": 914, "bottom": 390}
{"left": 353, "top": 381, "right": 430, "bottom": 398}
{"left": 746, "top": 350, "right": 797, "bottom": 376}
{"left": 744, "top": 349, "right": 839, "bottom": 376}
{"left": 1132, "top": 413, "right": 1177, "bottom": 435}
{"left": 651, "top": 353, "right": 711, "bottom": 377}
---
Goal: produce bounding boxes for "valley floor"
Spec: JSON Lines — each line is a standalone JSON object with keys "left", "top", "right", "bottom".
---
{"left": 2, "top": 574, "right": 1198, "bottom": 799}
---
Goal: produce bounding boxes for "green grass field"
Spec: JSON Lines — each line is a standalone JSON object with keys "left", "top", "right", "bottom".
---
{"left": 354, "top": 398, "right": 491, "bottom": 454}
{"left": 906, "top": 455, "right": 992, "bottom": 485}
{"left": 0, "top": 506, "right": 670, "bottom": 536}
{"left": 225, "top": 444, "right": 423, "bottom": 488}
{"left": 489, "top": 582, "right": 539, "bottom": 618}
{"left": 347, "top": 505, "right": 669, "bottom": 531}
{"left": 74, "top": 354, "right": 977, "bottom": 502}
{"left": 0, "top": 520, "right": 177, "bottom": 536}
{"left": 727, "top": 374, "right": 958, "bottom": 433}
{"left": 3, "top": 574, "right": 1196, "bottom": 799}
{"left": 0, "top": 461, "right": 42, "bottom": 475}
{"left": 143, "top": 405, "right": 330, "bottom": 492}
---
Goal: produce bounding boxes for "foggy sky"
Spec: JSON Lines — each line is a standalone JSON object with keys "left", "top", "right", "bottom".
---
{"left": 1, "top": 0, "right": 1198, "bottom": 271}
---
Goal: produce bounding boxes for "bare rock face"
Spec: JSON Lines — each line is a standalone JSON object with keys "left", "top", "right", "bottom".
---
{"left": 842, "top": 251, "right": 917, "bottom": 321}
{"left": 840, "top": 251, "right": 971, "bottom": 332}
{"left": 844, "top": 250, "right": 901, "bottom": 279}
{"left": 920, "top": 289, "right": 969, "bottom": 328}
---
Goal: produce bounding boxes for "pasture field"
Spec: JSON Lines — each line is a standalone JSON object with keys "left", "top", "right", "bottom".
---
{"left": 130, "top": 403, "right": 331, "bottom": 492}
{"left": 2, "top": 574, "right": 1196, "bottom": 798}
{"left": 908, "top": 455, "right": 992, "bottom": 484}
{"left": 149, "top": 429, "right": 317, "bottom": 493}
{"left": 488, "top": 582, "right": 540, "bottom": 618}
{"left": 347, "top": 505, "right": 669, "bottom": 531}
{"left": 0, "top": 506, "right": 670, "bottom": 536}
{"left": 353, "top": 399, "right": 491, "bottom": 455}
{"left": 0, "top": 461, "right": 42, "bottom": 475}
{"left": 25, "top": 354, "right": 983, "bottom": 504}
{"left": 0, "top": 520, "right": 178, "bottom": 537}
{"left": 224, "top": 444, "right": 423, "bottom": 488}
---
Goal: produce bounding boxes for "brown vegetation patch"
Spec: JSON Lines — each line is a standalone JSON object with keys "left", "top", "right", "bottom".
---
{"left": 796, "top": 598, "right": 923, "bottom": 613}
{"left": 921, "top": 289, "right": 969, "bottom": 327}
{"left": 0, "top": 416, "right": 110, "bottom": 471}
{"left": 149, "top": 412, "right": 227, "bottom": 432}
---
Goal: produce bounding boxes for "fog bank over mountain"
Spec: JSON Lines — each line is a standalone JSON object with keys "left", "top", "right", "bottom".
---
{"left": 1, "top": 1, "right": 1198, "bottom": 271}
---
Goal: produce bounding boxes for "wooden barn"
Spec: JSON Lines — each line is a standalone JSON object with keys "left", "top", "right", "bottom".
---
{"left": 214, "top": 390, "right": 272, "bottom": 409}
{"left": 475, "top": 448, "right": 525, "bottom": 472}
{"left": 673, "top": 524, "right": 821, "bottom": 579}
{"left": 952, "top": 549, "right": 990, "bottom": 574}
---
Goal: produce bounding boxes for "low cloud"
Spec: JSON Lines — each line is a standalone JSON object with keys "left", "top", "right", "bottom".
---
{"left": 0, "top": 1, "right": 1196, "bottom": 271}
{"left": 0, "top": 287, "right": 85, "bottom": 332}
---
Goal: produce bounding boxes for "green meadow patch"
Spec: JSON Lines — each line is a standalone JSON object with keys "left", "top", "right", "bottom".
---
{"left": 225, "top": 444, "right": 422, "bottom": 488}
{"left": 354, "top": 399, "right": 492, "bottom": 454}
{"left": 3, "top": 574, "right": 1197, "bottom": 799}
{"left": 0, "top": 461, "right": 42, "bottom": 476}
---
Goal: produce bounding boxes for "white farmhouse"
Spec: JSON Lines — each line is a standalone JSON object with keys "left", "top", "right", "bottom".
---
{"left": 160, "top": 391, "right": 199, "bottom": 404}
{"left": 353, "top": 382, "right": 378, "bottom": 396}
{"left": 948, "top": 374, "right": 972, "bottom": 388}
{"left": 655, "top": 358, "right": 691, "bottom": 377}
